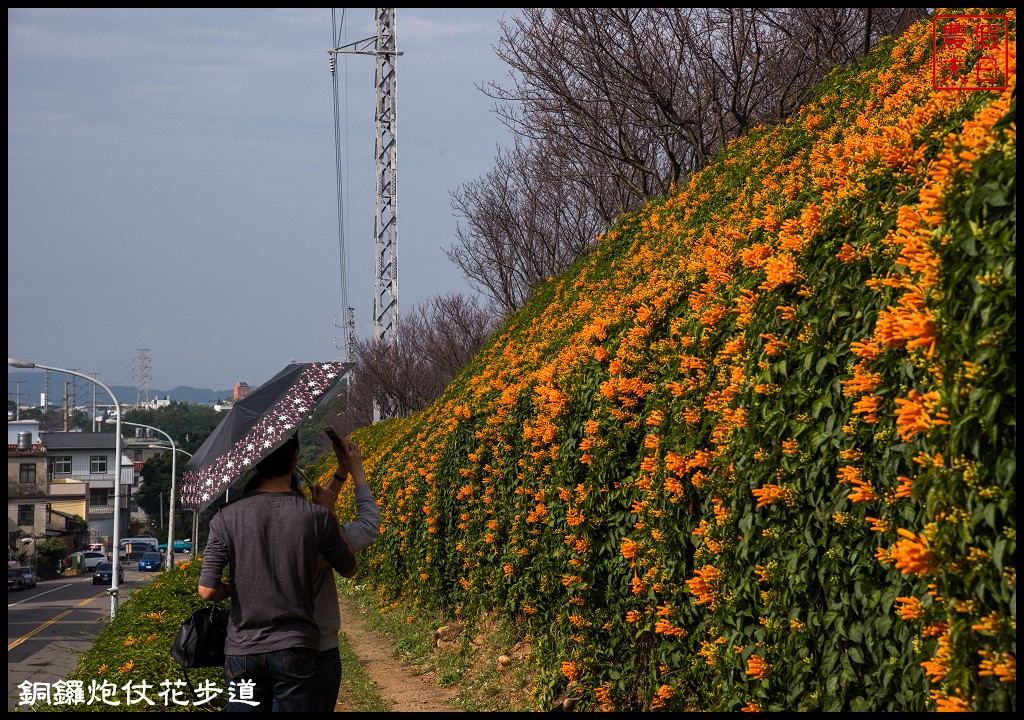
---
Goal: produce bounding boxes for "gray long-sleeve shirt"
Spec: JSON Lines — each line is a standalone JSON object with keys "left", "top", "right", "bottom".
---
{"left": 199, "top": 490, "right": 356, "bottom": 655}
{"left": 314, "top": 483, "right": 381, "bottom": 650}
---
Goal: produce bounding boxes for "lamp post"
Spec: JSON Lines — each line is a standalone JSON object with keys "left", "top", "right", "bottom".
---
{"left": 115, "top": 421, "right": 177, "bottom": 569}
{"left": 9, "top": 358, "right": 124, "bottom": 619}
{"left": 147, "top": 442, "right": 191, "bottom": 566}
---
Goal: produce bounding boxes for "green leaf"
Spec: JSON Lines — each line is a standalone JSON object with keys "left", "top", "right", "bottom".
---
{"left": 993, "top": 537, "right": 1006, "bottom": 571}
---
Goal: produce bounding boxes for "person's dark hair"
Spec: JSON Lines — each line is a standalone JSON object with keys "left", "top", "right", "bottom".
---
{"left": 244, "top": 470, "right": 301, "bottom": 494}
{"left": 254, "top": 433, "right": 299, "bottom": 479}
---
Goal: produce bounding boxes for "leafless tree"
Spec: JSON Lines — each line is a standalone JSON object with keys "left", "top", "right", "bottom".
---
{"left": 332, "top": 294, "right": 500, "bottom": 427}
{"left": 447, "top": 138, "right": 605, "bottom": 316}
{"left": 413, "top": 293, "right": 499, "bottom": 380}
{"left": 450, "top": 7, "right": 929, "bottom": 316}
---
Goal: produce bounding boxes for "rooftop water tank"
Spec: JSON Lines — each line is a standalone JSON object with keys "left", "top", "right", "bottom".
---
{"left": 17, "top": 431, "right": 32, "bottom": 449}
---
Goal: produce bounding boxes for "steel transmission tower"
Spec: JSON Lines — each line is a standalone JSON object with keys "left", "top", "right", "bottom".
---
{"left": 329, "top": 8, "right": 402, "bottom": 350}
{"left": 135, "top": 348, "right": 151, "bottom": 405}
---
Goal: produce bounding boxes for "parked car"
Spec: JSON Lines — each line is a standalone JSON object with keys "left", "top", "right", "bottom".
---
{"left": 8, "top": 566, "right": 38, "bottom": 590}
{"left": 92, "top": 562, "right": 124, "bottom": 585}
{"left": 82, "top": 551, "right": 108, "bottom": 571}
{"left": 124, "top": 543, "right": 158, "bottom": 561}
{"left": 119, "top": 537, "right": 159, "bottom": 559}
{"left": 159, "top": 539, "right": 193, "bottom": 553}
{"left": 137, "top": 552, "right": 163, "bottom": 572}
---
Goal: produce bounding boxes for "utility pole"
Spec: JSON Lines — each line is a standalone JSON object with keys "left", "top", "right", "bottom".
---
{"left": 13, "top": 380, "right": 24, "bottom": 420}
{"left": 68, "top": 371, "right": 79, "bottom": 427}
{"left": 92, "top": 373, "right": 99, "bottom": 431}
{"left": 63, "top": 381, "right": 71, "bottom": 431}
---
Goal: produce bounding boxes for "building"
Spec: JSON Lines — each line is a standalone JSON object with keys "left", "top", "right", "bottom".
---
{"left": 7, "top": 419, "right": 41, "bottom": 446}
{"left": 233, "top": 381, "right": 252, "bottom": 401}
{"left": 7, "top": 432, "right": 86, "bottom": 550}
{"left": 38, "top": 431, "right": 135, "bottom": 544}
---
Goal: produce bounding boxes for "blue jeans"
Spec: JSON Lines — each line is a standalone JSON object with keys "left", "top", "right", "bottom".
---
{"left": 317, "top": 646, "right": 343, "bottom": 712}
{"left": 223, "top": 648, "right": 319, "bottom": 712}
{"left": 270, "top": 647, "right": 342, "bottom": 712}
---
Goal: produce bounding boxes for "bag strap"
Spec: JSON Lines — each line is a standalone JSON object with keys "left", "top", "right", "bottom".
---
{"left": 181, "top": 666, "right": 200, "bottom": 702}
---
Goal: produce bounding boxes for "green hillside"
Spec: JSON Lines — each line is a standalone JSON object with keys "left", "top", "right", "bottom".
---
{"left": 326, "top": 10, "right": 1017, "bottom": 712}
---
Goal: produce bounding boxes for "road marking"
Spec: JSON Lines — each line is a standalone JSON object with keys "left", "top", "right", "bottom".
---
{"left": 77, "top": 591, "right": 111, "bottom": 607}
{"left": 8, "top": 609, "right": 74, "bottom": 651}
{"left": 7, "top": 583, "right": 72, "bottom": 607}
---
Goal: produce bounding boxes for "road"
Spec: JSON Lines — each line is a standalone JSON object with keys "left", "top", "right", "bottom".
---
{"left": 7, "top": 567, "right": 156, "bottom": 712}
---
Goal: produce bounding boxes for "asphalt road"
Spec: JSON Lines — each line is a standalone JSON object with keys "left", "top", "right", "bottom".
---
{"left": 7, "top": 567, "right": 156, "bottom": 713}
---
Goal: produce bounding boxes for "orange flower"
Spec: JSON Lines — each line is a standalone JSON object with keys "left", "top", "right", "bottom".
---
{"left": 752, "top": 483, "right": 793, "bottom": 508}
{"left": 895, "top": 475, "right": 914, "bottom": 499}
{"left": 891, "top": 528, "right": 937, "bottom": 577}
{"left": 687, "top": 565, "right": 722, "bottom": 607}
{"left": 842, "top": 364, "right": 882, "bottom": 397}
{"left": 759, "top": 333, "right": 788, "bottom": 356}
{"left": 836, "top": 465, "right": 863, "bottom": 484}
{"left": 776, "top": 304, "right": 797, "bottom": 321}
{"left": 930, "top": 688, "right": 972, "bottom": 712}
{"left": 894, "top": 389, "right": 950, "bottom": 441}
{"left": 596, "top": 682, "right": 615, "bottom": 711}
{"left": 631, "top": 574, "right": 647, "bottom": 595}
{"left": 978, "top": 650, "right": 1016, "bottom": 682}
{"left": 866, "top": 516, "right": 890, "bottom": 533}
{"left": 759, "top": 253, "right": 802, "bottom": 291}
{"left": 746, "top": 654, "right": 769, "bottom": 680}
{"left": 850, "top": 340, "right": 883, "bottom": 360}
{"left": 895, "top": 595, "right": 926, "bottom": 620}
{"left": 848, "top": 476, "right": 879, "bottom": 503}
{"left": 852, "top": 395, "right": 882, "bottom": 423}
{"left": 921, "top": 632, "right": 953, "bottom": 681}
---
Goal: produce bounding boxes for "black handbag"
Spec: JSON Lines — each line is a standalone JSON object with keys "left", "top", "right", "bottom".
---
{"left": 170, "top": 601, "right": 229, "bottom": 697}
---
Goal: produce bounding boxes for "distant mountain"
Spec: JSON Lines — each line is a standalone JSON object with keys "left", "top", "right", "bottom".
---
{"left": 6, "top": 371, "right": 233, "bottom": 408}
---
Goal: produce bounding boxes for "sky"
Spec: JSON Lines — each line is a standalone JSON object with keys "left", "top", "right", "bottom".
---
{"left": 8, "top": 8, "right": 518, "bottom": 393}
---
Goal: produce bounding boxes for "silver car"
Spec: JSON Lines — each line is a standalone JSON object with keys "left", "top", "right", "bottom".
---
{"left": 8, "top": 566, "right": 37, "bottom": 590}
{"left": 82, "top": 551, "right": 108, "bottom": 571}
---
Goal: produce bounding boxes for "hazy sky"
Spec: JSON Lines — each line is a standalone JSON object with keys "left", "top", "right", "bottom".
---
{"left": 8, "top": 8, "right": 517, "bottom": 392}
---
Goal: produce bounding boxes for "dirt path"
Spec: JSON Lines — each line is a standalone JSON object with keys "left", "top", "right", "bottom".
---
{"left": 333, "top": 593, "right": 462, "bottom": 713}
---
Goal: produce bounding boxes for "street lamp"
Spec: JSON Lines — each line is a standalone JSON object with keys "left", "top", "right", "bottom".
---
{"left": 115, "top": 421, "right": 179, "bottom": 569}
{"left": 148, "top": 443, "right": 192, "bottom": 567}
{"left": 8, "top": 358, "right": 124, "bottom": 619}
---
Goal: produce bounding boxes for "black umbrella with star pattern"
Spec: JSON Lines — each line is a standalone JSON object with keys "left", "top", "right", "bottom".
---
{"left": 179, "top": 362, "right": 347, "bottom": 512}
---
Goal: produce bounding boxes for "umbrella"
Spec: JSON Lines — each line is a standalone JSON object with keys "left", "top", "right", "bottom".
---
{"left": 179, "top": 362, "right": 347, "bottom": 512}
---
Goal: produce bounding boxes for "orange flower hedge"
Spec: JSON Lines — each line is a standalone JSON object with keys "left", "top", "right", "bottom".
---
{"left": 321, "top": 9, "right": 1016, "bottom": 712}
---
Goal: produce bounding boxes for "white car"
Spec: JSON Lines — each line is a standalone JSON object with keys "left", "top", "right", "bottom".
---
{"left": 82, "top": 551, "right": 108, "bottom": 571}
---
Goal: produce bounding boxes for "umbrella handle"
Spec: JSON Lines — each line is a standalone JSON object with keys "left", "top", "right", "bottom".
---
{"left": 293, "top": 468, "right": 314, "bottom": 500}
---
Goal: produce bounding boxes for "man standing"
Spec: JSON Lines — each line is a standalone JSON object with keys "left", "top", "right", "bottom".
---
{"left": 198, "top": 432, "right": 356, "bottom": 712}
